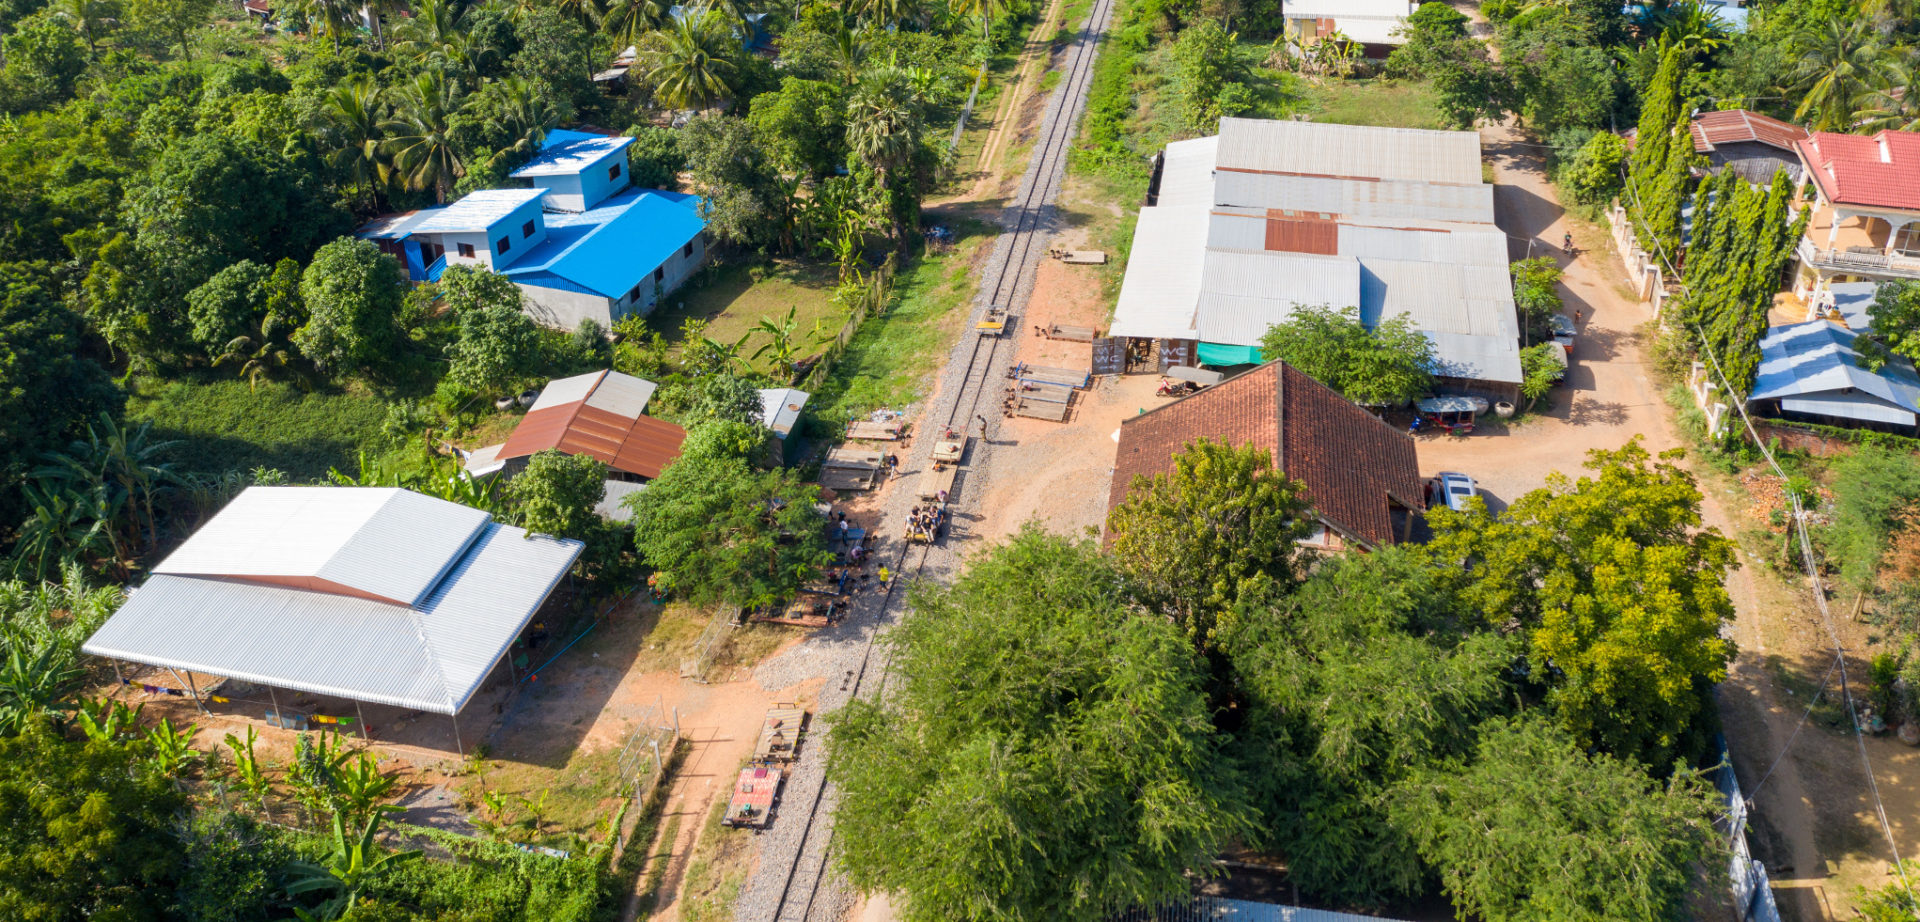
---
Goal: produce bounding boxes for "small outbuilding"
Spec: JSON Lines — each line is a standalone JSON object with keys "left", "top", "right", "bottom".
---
{"left": 1751, "top": 320, "right": 1920, "bottom": 433}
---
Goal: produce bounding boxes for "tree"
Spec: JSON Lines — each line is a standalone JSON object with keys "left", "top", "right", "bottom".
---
{"left": 1789, "top": 17, "right": 1880, "bottom": 132}
{"left": 321, "top": 77, "right": 389, "bottom": 212}
{"left": 296, "top": 238, "right": 404, "bottom": 375}
{"left": 1518, "top": 342, "right": 1562, "bottom": 409}
{"left": 1627, "top": 45, "right": 1692, "bottom": 266}
{"left": 0, "top": 723, "right": 188, "bottom": 920}
{"left": 187, "top": 260, "right": 275, "bottom": 357}
{"left": 1393, "top": 716, "right": 1722, "bottom": 922}
{"left": 680, "top": 115, "right": 789, "bottom": 250}
{"left": 1559, "top": 129, "right": 1627, "bottom": 206}
{"left": 745, "top": 77, "right": 848, "bottom": 180}
{"left": 124, "top": 0, "right": 214, "bottom": 58}
{"left": 1867, "top": 280, "right": 1920, "bottom": 365}
{"left": 382, "top": 70, "right": 466, "bottom": 204}
{"left": 1425, "top": 439, "right": 1737, "bottom": 765}
{"left": 641, "top": 10, "right": 739, "bottom": 111}
{"left": 690, "top": 370, "right": 766, "bottom": 425}
{"left": 35, "top": 413, "right": 182, "bottom": 560}
{"left": 1511, "top": 256, "right": 1564, "bottom": 345}
{"left": 1170, "top": 20, "right": 1253, "bottom": 133}
{"left": 595, "top": 0, "right": 667, "bottom": 57}
{"left": 846, "top": 65, "right": 928, "bottom": 247}
{"left": 828, "top": 528, "right": 1251, "bottom": 922}
{"left": 1106, "top": 439, "right": 1313, "bottom": 644}
{"left": 1222, "top": 548, "right": 1511, "bottom": 904}
{"left": 447, "top": 303, "right": 540, "bottom": 395}
{"left": 1674, "top": 168, "right": 1809, "bottom": 397}
{"left": 1, "top": 13, "right": 88, "bottom": 106}
{"left": 624, "top": 126, "right": 683, "bottom": 189}
{"left": 627, "top": 455, "right": 831, "bottom": 607}
{"left": 0, "top": 275, "right": 124, "bottom": 537}
{"left": 508, "top": 449, "right": 607, "bottom": 540}
{"left": 1257, "top": 305, "right": 1436, "bottom": 405}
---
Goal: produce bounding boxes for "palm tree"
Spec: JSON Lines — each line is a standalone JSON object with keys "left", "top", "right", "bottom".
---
{"left": 284, "top": 811, "right": 422, "bottom": 918}
{"left": 948, "top": 0, "right": 1007, "bottom": 41}
{"left": 390, "top": 0, "right": 467, "bottom": 61}
{"left": 597, "top": 0, "right": 669, "bottom": 55}
{"left": 478, "top": 76, "right": 560, "bottom": 173}
{"left": 640, "top": 9, "right": 739, "bottom": 112}
{"left": 53, "top": 0, "right": 117, "bottom": 56}
{"left": 37, "top": 414, "right": 181, "bottom": 558}
{"left": 381, "top": 70, "right": 466, "bottom": 204}
{"left": 847, "top": 67, "right": 924, "bottom": 243}
{"left": 1860, "top": 52, "right": 1920, "bottom": 132}
{"left": 299, "top": 0, "right": 361, "bottom": 48}
{"left": 1649, "top": 0, "right": 1729, "bottom": 58}
{"left": 1788, "top": 18, "right": 1882, "bottom": 132}
{"left": 322, "top": 78, "right": 388, "bottom": 212}
{"left": 827, "top": 24, "right": 869, "bottom": 83}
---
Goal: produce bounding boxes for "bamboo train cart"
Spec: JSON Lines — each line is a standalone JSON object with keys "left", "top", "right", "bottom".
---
{"left": 845, "top": 418, "right": 907, "bottom": 441}
{"left": 904, "top": 505, "right": 948, "bottom": 545}
{"left": 1036, "top": 322, "right": 1098, "bottom": 342}
{"left": 754, "top": 590, "right": 841, "bottom": 628}
{"left": 1047, "top": 246, "right": 1108, "bottom": 265}
{"left": 722, "top": 764, "right": 782, "bottom": 828}
{"left": 818, "top": 447, "right": 883, "bottom": 491}
{"left": 753, "top": 704, "right": 808, "bottom": 762}
{"left": 977, "top": 305, "right": 1010, "bottom": 336}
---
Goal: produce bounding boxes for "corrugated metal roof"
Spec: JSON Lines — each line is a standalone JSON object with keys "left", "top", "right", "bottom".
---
{"left": 1281, "top": 0, "right": 1410, "bottom": 16}
{"left": 411, "top": 188, "right": 548, "bottom": 234}
{"left": 583, "top": 370, "right": 657, "bottom": 418}
{"left": 503, "top": 189, "right": 705, "bottom": 299}
{"left": 529, "top": 371, "right": 605, "bottom": 413}
{"left": 1360, "top": 258, "right": 1517, "bottom": 339}
{"left": 1155, "top": 135, "right": 1219, "bottom": 210}
{"left": 1205, "top": 211, "right": 1508, "bottom": 265}
{"left": 1111, "top": 204, "right": 1209, "bottom": 340}
{"left": 1195, "top": 251, "right": 1362, "bottom": 346}
{"left": 1424, "top": 331, "right": 1525, "bottom": 385}
{"left": 1215, "top": 118, "right": 1483, "bottom": 184}
{"left": 1827, "top": 281, "right": 1879, "bottom": 331}
{"left": 1213, "top": 171, "right": 1495, "bottom": 224}
{"left": 1753, "top": 321, "right": 1920, "bottom": 424}
{"left": 153, "top": 487, "right": 491, "bottom": 607}
{"left": 596, "top": 479, "right": 645, "bottom": 522}
{"left": 355, "top": 209, "right": 446, "bottom": 241}
{"left": 509, "top": 129, "right": 633, "bottom": 178}
{"left": 758, "top": 388, "right": 809, "bottom": 438}
{"left": 82, "top": 517, "right": 582, "bottom": 715}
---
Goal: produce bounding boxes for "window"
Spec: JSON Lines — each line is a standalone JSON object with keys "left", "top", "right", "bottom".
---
{"left": 496, "top": 236, "right": 511, "bottom": 255}
{"left": 457, "top": 242, "right": 475, "bottom": 258}
{"left": 608, "top": 163, "right": 622, "bottom": 181}
{"left": 682, "top": 241, "right": 693, "bottom": 257}
{"left": 653, "top": 266, "right": 665, "bottom": 282}
{"left": 522, "top": 220, "right": 536, "bottom": 238}
{"left": 626, "top": 283, "right": 643, "bottom": 303}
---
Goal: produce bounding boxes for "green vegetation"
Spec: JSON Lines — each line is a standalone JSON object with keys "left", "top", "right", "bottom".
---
{"left": 1303, "top": 78, "right": 1447, "bottom": 129}
{"left": 837, "top": 439, "right": 1736, "bottom": 919}
{"left": 127, "top": 378, "right": 389, "bottom": 482}
{"left": 1257, "top": 304, "right": 1437, "bottom": 406}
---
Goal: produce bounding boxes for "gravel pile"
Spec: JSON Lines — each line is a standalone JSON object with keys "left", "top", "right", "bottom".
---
{"left": 735, "top": 2, "right": 1116, "bottom": 918}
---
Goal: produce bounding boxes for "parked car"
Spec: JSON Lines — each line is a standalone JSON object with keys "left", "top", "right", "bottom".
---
{"left": 1550, "top": 313, "right": 1577, "bottom": 350}
{"left": 1548, "top": 341, "right": 1569, "bottom": 385}
{"left": 1435, "top": 472, "right": 1478, "bottom": 512}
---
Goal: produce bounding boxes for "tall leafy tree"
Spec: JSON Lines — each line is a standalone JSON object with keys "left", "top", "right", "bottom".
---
{"left": 1425, "top": 439, "right": 1737, "bottom": 765}
{"left": 1627, "top": 45, "right": 1692, "bottom": 267}
{"left": 846, "top": 65, "right": 929, "bottom": 247}
{"left": 295, "top": 238, "right": 404, "bottom": 375}
{"left": 0, "top": 273, "right": 123, "bottom": 537}
{"left": 447, "top": 303, "right": 541, "bottom": 396}
{"left": 507, "top": 450, "right": 606, "bottom": 541}
{"left": 1675, "top": 168, "right": 1809, "bottom": 397}
{"left": 829, "top": 528, "right": 1252, "bottom": 922}
{"left": 1106, "top": 439, "right": 1313, "bottom": 644}
{"left": 1393, "top": 716, "right": 1722, "bottom": 922}
{"left": 1257, "top": 304, "right": 1436, "bottom": 405}
{"left": 627, "top": 454, "right": 831, "bottom": 607}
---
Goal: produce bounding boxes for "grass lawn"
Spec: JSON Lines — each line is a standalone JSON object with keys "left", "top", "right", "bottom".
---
{"left": 677, "top": 792, "right": 756, "bottom": 922}
{"left": 808, "top": 217, "right": 1000, "bottom": 425}
{"left": 127, "top": 376, "right": 389, "bottom": 481}
{"left": 1305, "top": 78, "right": 1447, "bottom": 130}
{"left": 644, "top": 259, "right": 845, "bottom": 377}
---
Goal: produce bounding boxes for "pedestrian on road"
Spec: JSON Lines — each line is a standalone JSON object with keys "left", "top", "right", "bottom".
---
{"left": 878, "top": 565, "right": 891, "bottom": 587}
{"left": 1574, "top": 309, "right": 1584, "bottom": 327}
{"left": 1563, "top": 231, "right": 1574, "bottom": 252}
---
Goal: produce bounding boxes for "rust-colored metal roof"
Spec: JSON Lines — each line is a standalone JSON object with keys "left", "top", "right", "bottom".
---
{"left": 498, "top": 386, "right": 685, "bottom": 479}
{"left": 1690, "top": 109, "right": 1807, "bottom": 153}
{"left": 1263, "top": 212, "right": 1340, "bottom": 255}
{"left": 1107, "top": 361, "right": 1422, "bottom": 549}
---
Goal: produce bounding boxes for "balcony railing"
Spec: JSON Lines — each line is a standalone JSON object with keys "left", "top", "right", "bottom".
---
{"left": 1798, "top": 238, "right": 1920, "bottom": 279}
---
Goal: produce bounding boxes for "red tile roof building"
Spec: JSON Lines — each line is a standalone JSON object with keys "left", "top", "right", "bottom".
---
{"left": 1796, "top": 130, "right": 1920, "bottom": 212}
{"left": 1107, "top": 361, "right": 1423, "bottom": 550}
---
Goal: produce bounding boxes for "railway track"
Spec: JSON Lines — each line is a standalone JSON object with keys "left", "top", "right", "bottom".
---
{"left": 755, "top": 0, "right": 1119, "bottom": 919}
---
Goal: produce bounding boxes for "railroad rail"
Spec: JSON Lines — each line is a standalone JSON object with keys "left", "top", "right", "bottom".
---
{"left": 756, "top": 0, "right": 1119, "bottom": 917}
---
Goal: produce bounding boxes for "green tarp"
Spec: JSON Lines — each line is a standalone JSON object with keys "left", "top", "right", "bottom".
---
{"left": 1196, "top": 343, "right": 1263, "bottom": 366}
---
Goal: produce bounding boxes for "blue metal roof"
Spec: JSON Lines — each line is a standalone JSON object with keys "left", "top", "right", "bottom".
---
{"left": 503, "top": 188, "right": 705, "bottom": 299}
{"left": 510, "top": 129, "right": 635, "bottom": 179}
{"left": 1753, "top": 321, "right": 1920, "bottom": 424}
{"left": 411, "top": 188, "right": 547, "bottom": 234}
{"left": 1828, "top": 281, "right": 1879, "bottom": 332}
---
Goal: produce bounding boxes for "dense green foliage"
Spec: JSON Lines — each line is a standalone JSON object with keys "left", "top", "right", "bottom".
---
{"left": 627, "top": 445, "right": 832, "bottom": 607}
{"left": 1257, "top": 304, "right": 1437, "bottom": 405}
{"left": 829, "top": 528, "right": 1252, "bottom": 922}
{"left": 1106, "top": 439, "right": 1310, "bottom": 643}
{"left": 1823, "top": 448, "right": 1920, "bottom": 592}
{"left": 1674, "top": 169, "right": 1809, "bottom": 398}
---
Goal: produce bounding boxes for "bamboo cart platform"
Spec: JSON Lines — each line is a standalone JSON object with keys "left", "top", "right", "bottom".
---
{"left": 1015, "top": 363, "right": 1091, "bottom": 389}
{"left": 722, "top": 765, "right": 782, "bottom": 828}
{"left": 819, "top": 447, "right": 883, "bottom": 491}
{"left": 845, "top": 419, "right": 906, "bottom": 441}
{"left": 1012, "top": 381, "right": 1074, "bottom": 404}
{"left": 1013, "top": 396, "right": 1070, "bottom": 421}
{"left": 753, "top": 705, "right": 807, "bottom": 762}
{"left": 917, "top": 464, "right": 959, "bottom": 501}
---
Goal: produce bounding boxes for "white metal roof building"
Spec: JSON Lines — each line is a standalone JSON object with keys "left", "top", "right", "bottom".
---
{"left": 83, "top": 487, "right": 582, "bottom": 717}
{"left": 1111, "top": 118, "right": 1522, "bottom": 392}
{"left": 411, "top": 188, "right": 549, "bottom": 234}
{"left": 757, "top": 387, "right": 810, "bottom": 439}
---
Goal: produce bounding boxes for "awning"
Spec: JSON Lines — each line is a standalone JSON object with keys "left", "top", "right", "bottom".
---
{"left": 1166, "top": 365, "right": 1225, "bottom": 385}
{"left": 1197, "top": 342, "right": 1264, "bottom": 366}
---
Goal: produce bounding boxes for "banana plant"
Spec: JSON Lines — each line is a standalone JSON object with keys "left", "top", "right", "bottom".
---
{"left": 224, "top": 726, "right": 274, "bottom": 820}
{"left": 144, "top": 717, "right": 200, "bottom": 778}
{"left": 284, "top": 811, "right": 422, "bottom": 916}
{"left": 75, "top": 697, "right": 143, "bottom": 744}
{"left": 333, "top": 753, "right": 399, "bottom": 824}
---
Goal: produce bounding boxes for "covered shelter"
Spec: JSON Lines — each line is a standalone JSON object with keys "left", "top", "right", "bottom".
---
{"left": 82, "top": 487, "right": 582, "bottom": 751}
{"left": 489, "top": 369, "right": 686, "bottom": 480}
{"left": 1751, "top": 321, "right": 1920, "bottom": 433}
{"left": 1107, "top": 359, "right": 1424, "bottom": 551}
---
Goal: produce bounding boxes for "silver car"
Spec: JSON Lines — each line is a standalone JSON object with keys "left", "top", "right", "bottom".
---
{"left": 1436, "top": 472, "right": 1478, "bottom": 512}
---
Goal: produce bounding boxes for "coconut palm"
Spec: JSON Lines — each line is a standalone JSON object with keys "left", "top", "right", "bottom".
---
{"left": 382, "top": 70, "right": 466, "bottom": 204}
{"left": 1648, "top": 0, "right": 1730, "bottom": 58}
{"left": 947, "top": 0, "right": 1007, "bottom": 41}
{"left": 322, "top": 77, "right": 388, "bottom": 211}
{"left": 597, "top": 0, "right": 669, "bottom": 55}
{"left": 298, "top": 0, "right": 361, "bottom": 48}
{"left": 52, "top": 0, "right": 117, "bottom": 56}
{"left": 479, "top": 76, "right": 560, "bottom": 172}
{"left": 1860, "top": 52, "right": 1920, "bottom": 132}
{"left": 640, "top": 9, "right": 739, "bottom": 112}
{"left": 390, "top": 0, "right": 467, "bottom": 61}
{"left": 1788, "top": 18, "right": 1882, "bottom": 132}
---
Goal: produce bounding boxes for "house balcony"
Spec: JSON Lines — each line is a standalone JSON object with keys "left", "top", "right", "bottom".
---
{"left": 1797, "top": 238, "right": 1920, "bottom": 281}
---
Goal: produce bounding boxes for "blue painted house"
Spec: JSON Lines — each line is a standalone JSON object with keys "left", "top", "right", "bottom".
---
{"left": 355, "top": 130, "right": 709, "bottom": 332}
